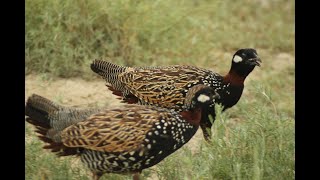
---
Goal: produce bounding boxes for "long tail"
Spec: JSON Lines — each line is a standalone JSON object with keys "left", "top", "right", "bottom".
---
{"left": 25, "top": 94, "right": 62, "bottom": 129}
{"left": 90, "top": 59, "right": 128, "bottom": 83}
{"left": 90, "top": 60, "right": 138, "bottom": 103}
{"left": 25, "top": 94, "right": 77, "bottom": 156}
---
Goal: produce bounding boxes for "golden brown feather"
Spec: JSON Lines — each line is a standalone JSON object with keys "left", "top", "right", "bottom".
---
{"left": 91, "top": 49, "right": 261, "bottom": 141}
{"left": 25, "top": 85, "right": 219, "bottom": 179}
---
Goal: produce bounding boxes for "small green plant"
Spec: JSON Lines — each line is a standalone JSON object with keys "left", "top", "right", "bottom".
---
{"left": 26, "top": 0, "right": 294, "bottom": 79}
{"left": 25, "top": 0, "right": 294, "bottom": 179}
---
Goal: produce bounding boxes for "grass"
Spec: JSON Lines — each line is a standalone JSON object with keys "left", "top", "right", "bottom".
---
{"left": 25, "top": 0, "right": 294, "bottom": 179}
{"left": 26, "top": 0, "right": 294, "bottom": 79}
{"left": 25, "top": 77, "right": 295, "bottom": 179}
{"left": 155, "top": 68, "right": 294, "bottom": 180}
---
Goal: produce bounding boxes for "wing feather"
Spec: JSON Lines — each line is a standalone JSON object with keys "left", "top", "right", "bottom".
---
{"left": 60, "top": 105, "right": 165, "bottom": 152}
{"left": 119, "top": 65, "right": 213, "bottom": 108}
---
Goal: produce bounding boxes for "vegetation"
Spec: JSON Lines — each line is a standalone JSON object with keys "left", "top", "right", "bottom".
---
{"left": 25, "top": 0, "right": 294, "bottom": 179}
{"left": 26, "top": 0, "right": 294, "bottom": 79}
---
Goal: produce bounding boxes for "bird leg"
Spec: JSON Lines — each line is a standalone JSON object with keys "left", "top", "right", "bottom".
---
{"left": 200, "top": 123, "right": 212, "bottom": 142}
{"left": 92, "top": 172, "right": 102, "bottom": 180}
{"left": 132, "top": 172, "right": 141, "bottom": 180}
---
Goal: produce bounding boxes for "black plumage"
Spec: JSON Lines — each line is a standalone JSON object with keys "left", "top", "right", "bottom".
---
{"left": 90, "top": 48, "right": 262, "bottom": 141}
{"left": 25, "top": 85, "right": 219, "bottom": 180}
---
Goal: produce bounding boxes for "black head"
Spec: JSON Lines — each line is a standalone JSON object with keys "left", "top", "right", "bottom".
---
{"left": 230, "top": 48, "right": 262, "bottom": 77}
{"left": 184, "top": 84, "right": 220, "bottom": 110}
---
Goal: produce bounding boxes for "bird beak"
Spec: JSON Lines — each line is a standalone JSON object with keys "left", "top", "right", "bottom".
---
{"left": 248, "top": 57, "right": 262, "bottom": 67}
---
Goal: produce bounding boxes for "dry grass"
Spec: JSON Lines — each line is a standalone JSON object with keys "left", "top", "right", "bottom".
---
{"left": 25, "top": 0, "right": 294, "bottom": 179}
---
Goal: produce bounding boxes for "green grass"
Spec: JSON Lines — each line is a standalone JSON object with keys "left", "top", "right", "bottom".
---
{"left": 156, "top": 89, "right": 294, "bottom": 180}
{"left": 25, "top": 76, "right": 295, "bottom": 179}
{"left": 26, "top": 0, "right": 294, "bottom": 179}
{"left": 26, "top": 0, "right": 294, "bottom": 79}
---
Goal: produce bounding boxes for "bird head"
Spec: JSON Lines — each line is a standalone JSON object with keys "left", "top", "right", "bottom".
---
{"left": 184, "top": 84, "right": 220, "bottom": 110}
{"left": 230, "top": 48, "right": 262, "bottom": 77}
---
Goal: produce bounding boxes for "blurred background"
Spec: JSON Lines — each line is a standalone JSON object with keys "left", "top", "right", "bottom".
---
{"left": 25, "top": 0, "right": 294, "bottom": 179}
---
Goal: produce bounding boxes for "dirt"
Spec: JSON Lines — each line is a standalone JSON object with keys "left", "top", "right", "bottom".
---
{"left": 25, "top": 52, "right": 294, "bottom": 179}
{"left": 25, "top": 51, "right": 294, "bottom": 105}
{"left": 25, "top": 75, "right": 122, "bottom": 108}
{"left": 25, "top": 74, "right": 205, "bottom": 180}
{"left": 25, "top": 51, "right": 294, "bottom": 149}
{"left": 25, "top": 71, "right": 210, "bottom": 149}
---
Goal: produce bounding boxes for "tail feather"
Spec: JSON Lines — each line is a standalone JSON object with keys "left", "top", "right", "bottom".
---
{"left": 25, "top": 94, "right": 62, "bottom": 128}
{"left": 35, "top": 129, "right": 47, "bottom": 135}
{"left": 91, "top": 59, "right": 135, "bottom": 98}
{"left": 90, "top": 59, "right": 127, "bottom": 80}
{"left": 38, "top": 136, "right": 53, "bottom": 144}
{"left": 25, "top": 94, "right": 79, "bottom": 156}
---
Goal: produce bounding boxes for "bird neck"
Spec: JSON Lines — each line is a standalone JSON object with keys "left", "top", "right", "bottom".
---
{"left": 223, "top": 70, "right": 246, "bottom": 86}
{"left": 180, "top": 107, "right": 202, "bottom": 126}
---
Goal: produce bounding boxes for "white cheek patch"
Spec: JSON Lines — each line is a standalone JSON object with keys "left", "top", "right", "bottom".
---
{"left": 197, "top": 94, "right": 210, "bottom": 103}
{"left": 233, "top": 55, "right": 243, "bottom": 63}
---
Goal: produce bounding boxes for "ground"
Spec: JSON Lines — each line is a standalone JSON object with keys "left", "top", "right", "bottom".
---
{"left": 25, "top": 52, "right": 294, "bottom": 179}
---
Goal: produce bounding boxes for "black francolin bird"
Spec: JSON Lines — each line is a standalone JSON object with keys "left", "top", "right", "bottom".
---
{"left": 90, "top": 48, "right": 261, "bottom": 141}
{"left": 25, "top": 85, "right": 219, "bottom": 180}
